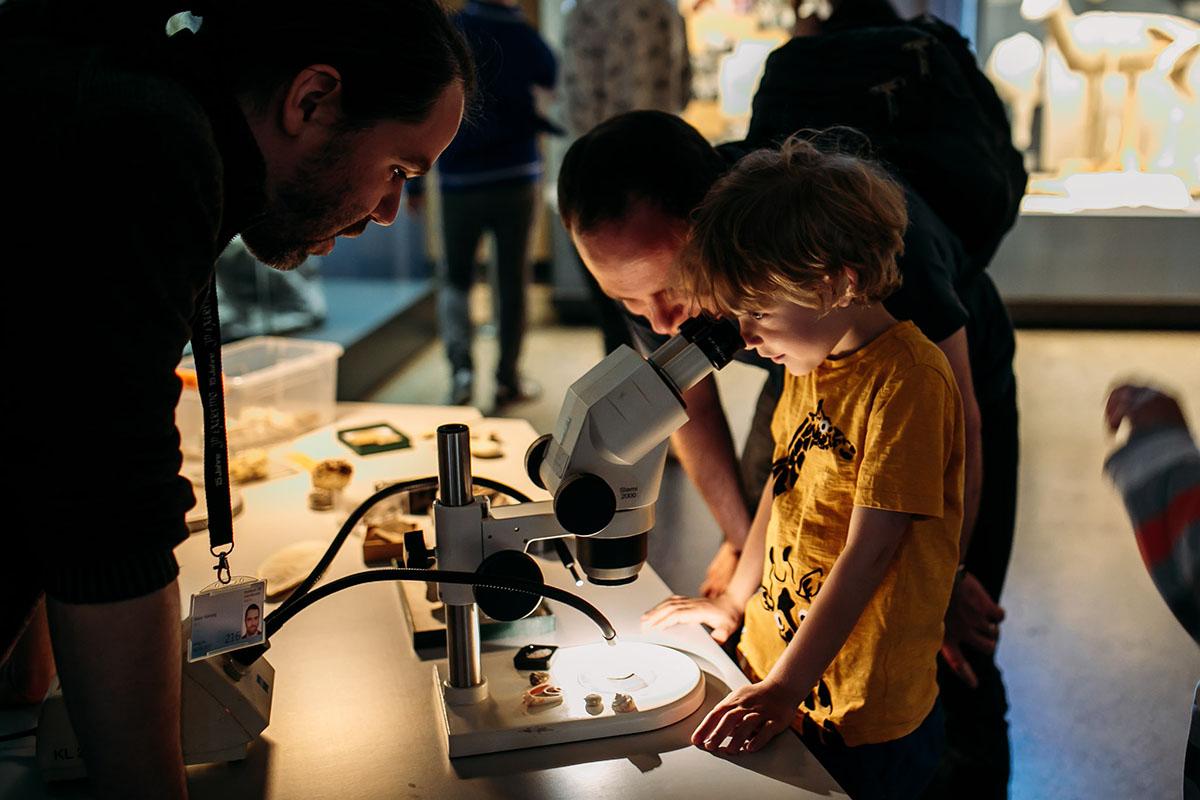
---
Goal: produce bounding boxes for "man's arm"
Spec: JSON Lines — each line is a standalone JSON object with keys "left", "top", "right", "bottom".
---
{"left": 934, "top": 328, "right": 1004, "bottom": 687}
{"left": 935, "top": 327, "right": 982, "bottom": 552}
{"left": 672, "top": 375, "right": 753, "bottom": 549}
{"left": 643, "top": 480, "right": 774, "bottom": 642}
{"left": 691, "top": 506, "right": 911, "bottom": 753}
{"left": 48, "top": 582, "right": 187, "bottom": 800}
{"left": 1104, "top": 385, "right": 1200, "bottom": 645}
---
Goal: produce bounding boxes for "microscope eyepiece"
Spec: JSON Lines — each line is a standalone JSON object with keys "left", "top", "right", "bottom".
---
{"left": 678, "top": 314, "right": 744, "bottom": 370}
{"left": 649, "top": 314, "right": 746, "bottom": 397}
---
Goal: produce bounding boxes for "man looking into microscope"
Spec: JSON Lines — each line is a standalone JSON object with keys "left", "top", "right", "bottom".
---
{"left": 0, "top": 2, "right": 471, "bottom": 797}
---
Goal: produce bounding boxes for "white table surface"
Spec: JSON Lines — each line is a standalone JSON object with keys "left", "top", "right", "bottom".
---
{"left": 1, "top": 403, "right": 843, "bottom": 800}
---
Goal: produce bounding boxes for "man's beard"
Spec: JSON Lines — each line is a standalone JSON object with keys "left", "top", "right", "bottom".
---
{"left": 241, "top": 132, "right": 365, "bottom": 271}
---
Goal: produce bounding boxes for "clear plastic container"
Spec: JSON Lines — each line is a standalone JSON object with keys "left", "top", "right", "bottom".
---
{"left": 176, "top": 337, "right": 343, "bottom": 457}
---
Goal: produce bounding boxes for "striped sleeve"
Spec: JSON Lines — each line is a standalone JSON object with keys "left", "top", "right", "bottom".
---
{"left": 1104, "top": 427, "right": 1200, "bottom": 646}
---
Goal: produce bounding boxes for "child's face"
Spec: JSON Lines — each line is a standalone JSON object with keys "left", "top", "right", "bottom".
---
{"left": 737, "top": 299, "right": 853, "bottom": 376}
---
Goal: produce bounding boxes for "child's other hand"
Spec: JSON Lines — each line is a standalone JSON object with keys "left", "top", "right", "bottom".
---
{"left": 1105, "top": 384, "right": 1188, "bottom": 435}
{"left": 642, "top": 593, "right": 742, "bottom": 643}
{"left": 699, "top": 542, "right": 740, "bottom": 598}
{"left": 691, "top": 677, "right": 800, "bottom": 754}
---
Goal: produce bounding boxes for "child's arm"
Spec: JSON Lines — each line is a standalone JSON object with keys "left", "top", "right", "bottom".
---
{"left": 691, "top": 505, "right": 911, "bottom": 754}
{"left": 642, "top": 481, "right": 774, "bottom": 643}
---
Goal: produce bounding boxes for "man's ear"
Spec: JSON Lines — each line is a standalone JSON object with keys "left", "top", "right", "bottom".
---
{"left": 280, "top": 64, "right": 344, "bottom": 136}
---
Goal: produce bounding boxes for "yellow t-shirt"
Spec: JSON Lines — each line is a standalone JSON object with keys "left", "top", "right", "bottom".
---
{"left": 738, "top": 321, "right": 965, "bottom": 747}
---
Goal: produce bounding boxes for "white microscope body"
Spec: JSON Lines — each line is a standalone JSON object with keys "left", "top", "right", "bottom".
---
{"left": 432, "top": 315, "right": 744, "bottom": 755}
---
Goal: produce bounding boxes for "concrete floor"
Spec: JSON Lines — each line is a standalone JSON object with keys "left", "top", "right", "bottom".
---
{"left": 372, "top": 288, "right": 1200, "bottom": 800}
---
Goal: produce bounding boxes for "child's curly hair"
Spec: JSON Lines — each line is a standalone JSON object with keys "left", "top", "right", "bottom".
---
{"left": 681, "top": 133, "right": 908, "bottom": 316}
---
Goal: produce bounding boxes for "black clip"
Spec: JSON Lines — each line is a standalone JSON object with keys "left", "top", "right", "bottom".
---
{"left": 214, "top": 551, "right": 232, "bottom": 585}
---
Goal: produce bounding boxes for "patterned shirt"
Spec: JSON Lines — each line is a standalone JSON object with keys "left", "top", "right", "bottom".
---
{"left": 561, "top": 0, "right": 692, "bottom": 136}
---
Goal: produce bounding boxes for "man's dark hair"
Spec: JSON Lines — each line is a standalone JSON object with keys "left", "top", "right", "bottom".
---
{"left": 245, "top": 604, "right": 260, "bottom": 616}
{"left": 0, "top": 0, "right": 476, "bottom": 127}
{"left": 193, "top": 1, "right": 475, "bottom": 127}
{"left": 558, "top": 111, "right": 726, "bottom": 234}
{"left": 815, "top": 0, "right": 901, "bottom": 33}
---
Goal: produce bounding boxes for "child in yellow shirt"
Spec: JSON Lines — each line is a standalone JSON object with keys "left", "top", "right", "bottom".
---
{"left": 644, "top": 136, "right": 965, "bottom": 800}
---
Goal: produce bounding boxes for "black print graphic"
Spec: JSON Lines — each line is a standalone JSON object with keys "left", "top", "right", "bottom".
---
{"left": 759, "top": 545, "right": 801, "bottom": 641}
{"left": 771, "top": 398, "right": 856, "bottom": 497}
{"left": 759, "top": 546, "right": 833, "bottom": 715}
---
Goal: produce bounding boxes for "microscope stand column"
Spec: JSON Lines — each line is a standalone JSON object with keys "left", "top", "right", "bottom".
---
{"left": 436, "top": 424, "right": 489, "bottom": 704}
{"left": 446, "top": 605, "right": 482, "bottom": 690}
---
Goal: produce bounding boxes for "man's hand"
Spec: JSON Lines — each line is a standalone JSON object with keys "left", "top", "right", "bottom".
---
{"left": 1105, "top": 384, "right": 1189, "bottom": 435}
{"left": 642, "top": 593, "right": 742, "bottom": 644}
{"left": 691, "top": 676, "right": 802, "bottom": 754}
{"left": 941, "top": 570, "right": 1005, "bottom": 689}
{"left": 699, "top": 542, "right": 740, "bottom": 598}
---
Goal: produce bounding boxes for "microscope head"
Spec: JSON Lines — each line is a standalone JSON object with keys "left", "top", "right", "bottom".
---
{"left": 525, "top": 315, "right": 743, "bottom": 585}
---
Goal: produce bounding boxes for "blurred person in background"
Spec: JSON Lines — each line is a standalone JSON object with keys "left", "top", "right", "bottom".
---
{"left": 1104, "top": 384, "right": 1199, "bottom": 799}
{"left": 408, "top": 0, "right": 557, "bottom": 408}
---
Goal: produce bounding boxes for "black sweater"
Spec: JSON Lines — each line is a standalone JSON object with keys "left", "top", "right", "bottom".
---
{"left": 3, "top": 30, "right": 266, "bottom": 603}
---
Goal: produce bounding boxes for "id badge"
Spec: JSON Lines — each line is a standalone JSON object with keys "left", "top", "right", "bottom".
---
{"left": 188, "top": 576, "right": 267, "bottom": 662}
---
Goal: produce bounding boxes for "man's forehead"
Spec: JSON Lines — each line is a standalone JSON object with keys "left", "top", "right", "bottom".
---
{"left": 590, "top": 249, "right": 679, "bottom": 301}
{"left": 379, "top": 83, "right": 464, "bottom": 171}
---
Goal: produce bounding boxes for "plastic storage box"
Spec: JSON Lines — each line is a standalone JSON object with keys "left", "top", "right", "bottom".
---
{"left": 176, "top": 337, "right": 343, "bottom": 458}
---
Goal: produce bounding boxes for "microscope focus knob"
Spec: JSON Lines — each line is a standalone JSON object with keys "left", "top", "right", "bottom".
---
{"left": 553, "top": 473, "right": 616, "bottom": 536}
{"left": 474, "top": 550, "right": 544, "bottom": 621}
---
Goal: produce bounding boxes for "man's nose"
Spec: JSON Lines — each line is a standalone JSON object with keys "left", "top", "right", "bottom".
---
{"left": 648, "top": 295, "right": 689, "bottom": 336}
{"left": 370, "top": 183, "right": 403, "bottom": 227}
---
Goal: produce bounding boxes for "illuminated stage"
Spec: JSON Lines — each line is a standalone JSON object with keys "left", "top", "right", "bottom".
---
{"left": 434, "top": 642, "right": 706, "bottom": 758}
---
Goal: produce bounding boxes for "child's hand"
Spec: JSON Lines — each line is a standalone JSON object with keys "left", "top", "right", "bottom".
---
{"left": 642, "top": 593, "right": 742, "bottom": 643}
{"left": 699, "top": 542, "right": 740, "bottom": 598}
{"left": 691, "top": 677, "right": 801, "bottom": 754}
{"left": 1105, "top": 384, "right": 1189, "bottom": 435}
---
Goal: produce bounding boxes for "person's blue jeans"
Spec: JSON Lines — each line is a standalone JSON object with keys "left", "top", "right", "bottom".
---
{"left": 438, "top": 179, "right": 537, "bottom": 391}
{"left": 796, "top": 699, "right": 946, "bottom": 800}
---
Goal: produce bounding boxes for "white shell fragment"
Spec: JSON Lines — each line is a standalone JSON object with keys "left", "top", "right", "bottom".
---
{"left": 584, "top": 693, "right": 603, "bottom": 709}
{"left": 611, "top": 693, "right": 637, "bottom": 713}
{"left": 257, "top": 540, "right": 328, "bottom": 600}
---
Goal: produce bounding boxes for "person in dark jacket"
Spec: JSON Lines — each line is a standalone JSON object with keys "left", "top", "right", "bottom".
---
{"left": 0, "top": 2, "right": 472, "bottom": 796}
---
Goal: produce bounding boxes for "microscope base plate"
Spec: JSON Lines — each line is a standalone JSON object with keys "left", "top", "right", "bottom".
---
{"left": 434, "top": 642, "right": 705, "bottom": 757}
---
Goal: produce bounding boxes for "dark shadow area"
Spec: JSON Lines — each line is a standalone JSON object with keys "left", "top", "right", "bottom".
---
{"left": 1007, "top": 301, "right": 1200, "bottom": 331}
{"left": 186, "top": 736, "right": 274, "bottom": 799}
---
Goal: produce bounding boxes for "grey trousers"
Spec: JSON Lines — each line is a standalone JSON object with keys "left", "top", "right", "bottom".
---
{"left": 438, "top": 180, "right": 538, "bottom": 387}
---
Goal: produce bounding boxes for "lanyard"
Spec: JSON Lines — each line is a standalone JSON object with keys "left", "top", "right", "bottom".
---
{"left": 191, "top": 275, "right": 235, "bottom": 583}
